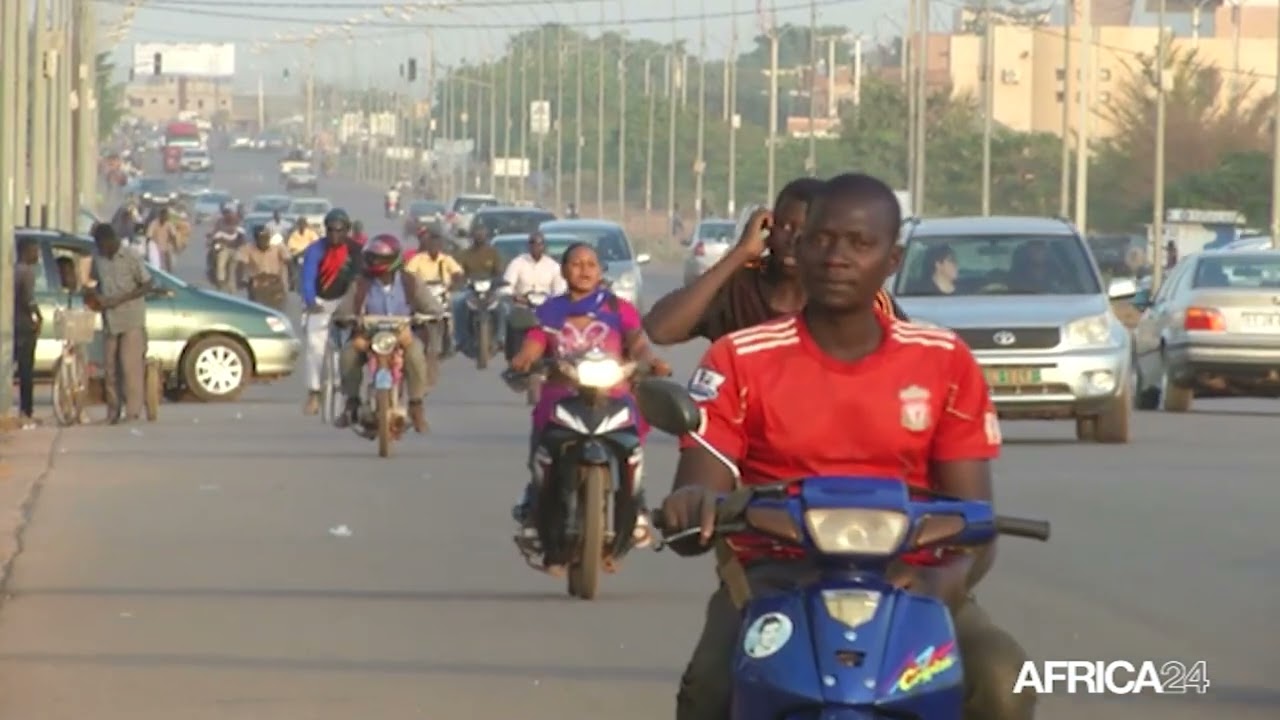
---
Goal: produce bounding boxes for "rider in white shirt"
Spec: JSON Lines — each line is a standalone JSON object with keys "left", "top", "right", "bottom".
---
{"left": 503, "top": 231, "right": 567, "bottom": 298}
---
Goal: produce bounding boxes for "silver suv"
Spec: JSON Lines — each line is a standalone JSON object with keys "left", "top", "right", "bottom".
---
{"left": 894, "top": 216, "right": 1136, "bottom": 444}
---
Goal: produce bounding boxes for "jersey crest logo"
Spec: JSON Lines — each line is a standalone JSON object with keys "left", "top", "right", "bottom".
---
{"left": 899, "top": 385, "right": 932, "bottom": 432}
{"left": 688, "top": 367, "right": 727, "bottom": 402}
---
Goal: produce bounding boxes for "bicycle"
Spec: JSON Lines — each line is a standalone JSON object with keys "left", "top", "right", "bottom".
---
{"left": 50, "top": 307, "right": 96, "bottom": 427}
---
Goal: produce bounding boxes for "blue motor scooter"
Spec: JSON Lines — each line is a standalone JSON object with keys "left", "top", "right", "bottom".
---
{"left": 635, "top": 379, "right": 1050, "bottom": 720}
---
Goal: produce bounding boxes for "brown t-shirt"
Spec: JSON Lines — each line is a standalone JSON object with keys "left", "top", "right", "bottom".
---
{"left": 691, "top": 265, "right": 909, "bottom": 342}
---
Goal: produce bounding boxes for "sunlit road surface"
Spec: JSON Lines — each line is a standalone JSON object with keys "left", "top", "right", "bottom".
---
{"left": 0, "top": 152, "right": 1274, "bottom": 719}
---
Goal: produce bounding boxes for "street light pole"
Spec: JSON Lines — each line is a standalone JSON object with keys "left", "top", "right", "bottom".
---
{"left": 694, "top": 8, "right": 707, "bottom": 216}
{"left": 666, "top": 0, "right": 679, "bottom": 229}
{"left": 644, "top": 56, "right": 655, "bottom": 212}
{"left": 766, "top": 13, "right": 779, "bottom": 201}
{"left": 32, "top": 0, "right": 51, "bottom": 226}
{"left": 806, "top": 0, "right": 817, "bottom": 177}
{"left": 503, "top": 51, "right": 514, "bottom": 199}
{"left": 1059, "top": 0, "right": 1073, "bottom": 217}
{"left": 596, "top": 5, "right": 606, "bottom": 215}
{"left": 555, "top": 27, "right": 565, "bottom": 210}
{"left": 0, "top": 0, "right": 22, "bottom": 417}
{"left": 1272, "top": 2, "right": 1280, "bottom": 248}
{"left": 574, "top": 31, "right": 584, "bottom": 210}
{"left": 1152, "top": 0, "right": 1169, "bottom": 288}
{"left": 727, "top": 0, "right": 739, "bottom": 216}
{"left": 537, "top": 27, "right": 547, "bottom": 204}
{"left": 1074, "top": 0, "right": 1092, "bottom": 232}
{"left": 617, "top": 9, "right": 628, "bottom": 222}
{"left": 980, "top": 0, "right": 994, "bottom": 215}
{"left": 913, "top": 0, "right": 929, "bottom": 214}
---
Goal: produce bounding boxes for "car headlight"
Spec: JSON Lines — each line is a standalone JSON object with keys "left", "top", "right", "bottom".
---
{"left": 613, "top": 272, "right": 638, "bottom": 289}
{"left": 1063, "top": 313, "right": 1111, "bottom": 346}
{"left": 804, "top": 509, "right": 909, "bottom": 556}
{"left": 473, "top": 279, "right": 492, "bottom": 293}
{"left": 370, "top": 330, "right": 398, "bottom": 355}
{"left": 574, "top": 357, "right": 625, "bottom": 389}
{"left": 264, "top": 315, "right": 290, "bottom": 333}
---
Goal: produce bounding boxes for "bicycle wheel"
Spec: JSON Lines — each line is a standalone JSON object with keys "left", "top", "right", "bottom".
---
{"left": 322, "top": 345, "right": 344, "bottom": 424}
{"left": 50, "top": 352, "right": 85, "bottom": 427}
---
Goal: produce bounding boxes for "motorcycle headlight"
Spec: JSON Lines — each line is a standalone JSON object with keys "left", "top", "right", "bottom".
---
{"left": 613, "top": 272, "right": 638, "bottom": 289}
{"left": 473, "top": 279, "right": 492, "bottom": 293}
{"left": 370, "top": 330, "right": 398, "bottom": 355}
{"left": 804, "top": 509, "right": 910, "bottom": 556}
{"left": 1063, "top": 313, "right": 1111, "bottom": 346}
{"left": 574, "top": 357, "right": 625, "bottom": 389}
{"left": 527, "top": 292, "right": 548, "bottom": 305}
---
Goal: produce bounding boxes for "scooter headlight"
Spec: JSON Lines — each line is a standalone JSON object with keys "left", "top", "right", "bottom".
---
{"left": 527, "top": 291, "right": 548, "bottom": 305}
{"left": 370, "top": 331, "right": 398, "bottom": 355}
{"left": 804, "top": 509, "right": 910, "bottom": 556}
{"left": 472, "top": 279, "right": 492, "bottom": 293}
{"left": 574, "top": 357, "right": 625, "bottom": 389}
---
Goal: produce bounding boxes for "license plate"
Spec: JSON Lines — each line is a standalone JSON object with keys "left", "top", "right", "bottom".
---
{"left": 374, "top": 368, "right": 393, "bottom": 389}
{"left": 1241, "top": 312, "right": 1280, "bottom": 331}
{"left": 984, "top": 367, "right": 1041, "bottom": 386}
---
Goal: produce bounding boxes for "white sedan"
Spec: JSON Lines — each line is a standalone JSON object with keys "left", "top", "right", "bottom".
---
{"left": 284, "top": 197, "right": 332, "bottom": 230}
{"left": 682, "top": 218, "right": 737, "bottom": 285}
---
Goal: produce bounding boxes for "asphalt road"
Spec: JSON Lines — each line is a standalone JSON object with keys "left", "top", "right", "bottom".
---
{"left": 0, "top": 151, "right": 1275, "bottom": 719}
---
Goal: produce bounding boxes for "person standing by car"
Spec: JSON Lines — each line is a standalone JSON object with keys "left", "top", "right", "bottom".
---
{"left": 298, "top": 209, "right": 364, "bottom": 415}
{"left": 236, "top": 226, "right": 291, "bottom": 311}
{"left": 12, "top": 238, "right": 44, "bottom": 427}
{"left": 85, "top": 223, "right": 153, "bottom": 425}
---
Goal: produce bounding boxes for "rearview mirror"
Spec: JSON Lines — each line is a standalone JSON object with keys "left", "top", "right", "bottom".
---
{"left": 1131, "top": 288, "right": 1152, "bottom": 310}
{"left": 635, "top": 378, "right": 701, "bottom": 436}
{"left": 1107, "top": 276, "right": 1137, "bottom": 299}
{"left": 635, "top": 253, "right": 652, "bottom": 265}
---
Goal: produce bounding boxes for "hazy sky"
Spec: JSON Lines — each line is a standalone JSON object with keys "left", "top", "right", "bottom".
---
{"left": 101, "top": 0, "right": 941, "bottom": 91}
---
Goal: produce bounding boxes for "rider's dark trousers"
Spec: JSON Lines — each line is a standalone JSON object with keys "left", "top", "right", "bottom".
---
{"left": 676, "top": 561, "right": 1035, "bottom": 720}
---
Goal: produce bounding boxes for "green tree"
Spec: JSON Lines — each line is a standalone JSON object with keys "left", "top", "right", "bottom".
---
{"left": 1166, "top": 150, "right": 1272, "bottom": 227}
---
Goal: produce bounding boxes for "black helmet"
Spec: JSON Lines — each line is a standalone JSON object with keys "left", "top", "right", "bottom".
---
{"left": 323, "top": 208, "right": 351, "bottom": 230}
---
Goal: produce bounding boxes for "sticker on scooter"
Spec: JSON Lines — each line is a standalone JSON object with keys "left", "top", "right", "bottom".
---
{"left": 886, "top": 641, "right": 958, "bottom": 695}
{"left": 374, "top": 368, "right": 394, "bottom": 389}
{"left": 742, "top": 612, "right": 794, "bottom": 659}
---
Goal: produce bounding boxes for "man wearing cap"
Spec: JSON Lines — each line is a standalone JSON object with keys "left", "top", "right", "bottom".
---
{"left": 405, "top": 220, "right": 464, "bottom": 287}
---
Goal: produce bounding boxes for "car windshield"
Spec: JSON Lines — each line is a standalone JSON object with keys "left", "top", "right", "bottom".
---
{"left": 454, "top": 197, "right": 498, "bottom": 213}
{"left": 896, "top": 233, "right": 1101, "bottom": 296}
{"left": 1192, "top": 254, "right": 1280, "bottom": 288}
{"left": 540, "top": 226, "right": 632, "bottom": 262}
{"left": 697, "top": 221, "right": 736, "bottom": 241}
{"left": 252, "top": 196, "right": 290, "bottom": 212}
{"left": 138, "top": 179, "right": 168, "bottom": 192}
{"left": 199, "top": 192, "right": 231, "bottom": 205}
{"left": 409, "top": 201, "right": 446, "bottom": 216}
{"left": 289, "top": 201, "right": 328, "bottom": 214}
{"left": 476, "top": 211, "right": 554, "bottom": 236}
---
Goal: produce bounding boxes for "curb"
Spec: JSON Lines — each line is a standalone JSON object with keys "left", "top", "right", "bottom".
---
{"left": 0, "top": 425, "right": 62, "bottom": 594}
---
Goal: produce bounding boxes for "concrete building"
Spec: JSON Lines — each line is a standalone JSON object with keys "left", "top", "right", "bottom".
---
{"left": 125, "top": 76, "right": 233, "bottom": 124}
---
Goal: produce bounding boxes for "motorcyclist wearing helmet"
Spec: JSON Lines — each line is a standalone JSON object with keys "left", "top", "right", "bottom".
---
{"left": 207, "top": 206, "right": 246, "bottom": 292}
{"left": 299, "top": 208, "right": 365, "bottom": 415}
{"left": 333, "top": 235, "right": 443, "bottom": 433}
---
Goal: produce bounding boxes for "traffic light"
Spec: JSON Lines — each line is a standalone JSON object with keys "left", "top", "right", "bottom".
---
{"left": 152, "top": 52, "right": 162, "bottom": 75}
{"left": 407, "top": 59, "right": 417, "bottom": 82}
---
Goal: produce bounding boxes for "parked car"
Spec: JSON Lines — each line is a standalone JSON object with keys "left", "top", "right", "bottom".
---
{"left": 284, "top": 166, "right": 319, "bottom": 193}
{"left": 284, "top": 197, "right": 332, "bottom": 229}
{"left": 1131, "top": 250, "right": 1280, "bottom": 412}
{"left": 192, "top": 190, "right": 234, "bottom": 223}
{"left": 445, "top": 193, "right": 500, "bottom": 236}
{"left": 470, "top": 206, "right": 556, "bottom": 240}
{"left": 683, "top": 218, "right": 737, "bottom": 284}
{"left": 249, "top": 194, "right": 293, "bottom": 214}
{"left": 402, "top": 199, "right": 448, "bottom": 237}
{"left": 894, "top": 216, "right": 1134, "bottom": 443}
{"left": 179, "top": 147, "right": 213, "bottom": 172}
{"left": 535, "top": 220, "right": 651, "bottom": 307}
{"left": 21, "top": 228, "right": 300, "bottom": 402}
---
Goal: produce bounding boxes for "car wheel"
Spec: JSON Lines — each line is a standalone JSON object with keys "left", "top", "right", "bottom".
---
{"left": 182, "top": 335, "right": 251, "bottom": 402}
{"left": 1074, "top": 417, "right": 1096, "bottom": 442}
{"left": 1092, "top": 384, "right": 1131, "bottom": 444}
{"left": 1159, "top": 359, "right": 1193, "bottom": 412}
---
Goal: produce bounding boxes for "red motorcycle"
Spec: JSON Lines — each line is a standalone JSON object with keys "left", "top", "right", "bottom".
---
{"left": 344, "top": 314, "right": 431, "bottom": 457}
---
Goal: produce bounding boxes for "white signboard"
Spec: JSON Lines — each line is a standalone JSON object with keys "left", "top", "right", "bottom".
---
{"left": 133, "top": 43, "right": 236, "bottom": 78}
{"left": 530, "top": 100, "right": 551, "bottom": 135}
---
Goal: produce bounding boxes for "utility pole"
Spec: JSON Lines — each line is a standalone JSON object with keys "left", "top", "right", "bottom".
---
{"left": 502, "top": 51, "right": 513, "bottom": 199}
{"left": 15, "top": 0, "right": 31, "bottom": 227}
{"left": 488, "top": 53, "right": 498, "bottom": 195}
{"left": 644, "top": 56, "right": 656, "bottom": 211}
{"left": 0, "top": 0, "right": 21, "bottom": 417}
{"left": 460, "top": 72, "right": 471, "bottom": 192}
{"left": 537, "top": 27, "right": 547, "bottom": 205}
{"left": 1152, "top": 0, "right": 1169, "bottom": 288}
{"left": 905, "top": 0, "right": 917, "bottom": 199}
{"left": 1059, "top": 0, "right": 1073, "bottom": 217}
{"left": 766, "top": 6, "right": 779, "bottom": 200}
{"left": 76, "top": 0, "right": 98, "bottom": 217}
{"left": 555, "top": 27, "right": 564, "bottom": 209}
{"left": 518, "top": 41, "right": 530, "bottom": 203}
{"left": 32, "top": 0, "right": 51, "bottom": 226}
{"left": 913, "top": 0, "right": 929, "bottom": 214}
{"left": 666, "top": 0, "right": 679, "bottom": 230}
{"left": 54, "top": 0, "right": 74, "bottom": 230}
{"left": 727, "top": 0, "right": 739, "bottom": 216}
{"left": 574, "top": 31, "right": 584, "bottom": 211}
{"left": 1074, "top": 0, "right": 1092, "bottom": 233}
{"left": 980, "top": 0, "right": 994, "bottom": 215}
{"left": 596, "top": 4, "right": 606, "bottom": 215}
{"left": 617, "top": 11, "right": 629, "bottom": 222}
{"left": 806, "top": 0, "right": 818, "bottom": 177}
{"left": 1272, "top": 0, "right": 1280, "bottom": 248}
{"left": 694, "top": 8, "right": 707, "bottom": 216}
{"left": 305, "top": 41, "right": 316, "bottom": 146}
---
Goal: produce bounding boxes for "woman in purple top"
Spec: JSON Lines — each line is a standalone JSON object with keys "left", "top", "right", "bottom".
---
{"left": 508, "top": 243, "right": 671, "bottom": 551}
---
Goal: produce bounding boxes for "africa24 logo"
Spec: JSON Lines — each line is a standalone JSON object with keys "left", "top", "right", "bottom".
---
{"left": 886, "top": 642, "right": 959, "bottom": 695}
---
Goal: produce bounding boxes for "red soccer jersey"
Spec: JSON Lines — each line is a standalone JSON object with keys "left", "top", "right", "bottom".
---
{"left": 678, "top": 312, "right": 1001, "bottom": 565}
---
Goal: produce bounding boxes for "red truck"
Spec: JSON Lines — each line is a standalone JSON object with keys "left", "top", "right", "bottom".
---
{"left": 162, "top": 121, "right": 201, "bottom": 173}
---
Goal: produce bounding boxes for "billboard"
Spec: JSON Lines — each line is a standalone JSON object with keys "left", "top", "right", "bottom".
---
{"left": 133, "top": 43, "right": 235, "bottom": 78}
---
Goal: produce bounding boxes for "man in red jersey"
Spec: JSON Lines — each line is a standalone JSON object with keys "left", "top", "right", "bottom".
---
{"left": 658, "top": 173, "right": 1033, "bottom": 720}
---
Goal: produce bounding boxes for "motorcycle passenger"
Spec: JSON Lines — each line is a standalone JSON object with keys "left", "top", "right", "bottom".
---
{"left": 657, "top": 173, "right": 1032, "bottom": 720}
{"left": 405, "top": 221, "right": 464, "bottom": 286}
{"left": 334, "top": 235, "right": 440, "bottom": 433}
{"left": 643, "top": 178, "right": 908, "bottom": 346}
{"left": 452, "top": 223, "right": 504, "bottom": 356}
{"left": 386, "top": 185, "right": 401, "bottom": 215}
{"left": 236, "top": 226, "right": 290, "bottom": 311}
{"left": 299, "top": 208, "right": 364, "bottom": 415}
{"left": 508, "top": 242, "right": 672, "bottom": 559}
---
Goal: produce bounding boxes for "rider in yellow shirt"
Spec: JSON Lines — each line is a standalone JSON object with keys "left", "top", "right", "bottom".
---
{"left": 287, "top": 217, "right": 320, "bottom": 257}
{"left": 405, "top": 221, "right": 464, "bottom": 285}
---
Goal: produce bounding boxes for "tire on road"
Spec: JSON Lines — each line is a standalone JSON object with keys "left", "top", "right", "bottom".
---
{"left": 567, "top": 466, "right": 607, "bottom": 601}
{"left": 182, "top": 335, "right": 251, "bottom": 402}
{"left": 1092, "top": 386, "right": 1131, "bottom": 444}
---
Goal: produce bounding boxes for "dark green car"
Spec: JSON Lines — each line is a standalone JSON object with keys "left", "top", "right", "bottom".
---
{"left": 20, "top": 228, "right": 301, "bottom": 402}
